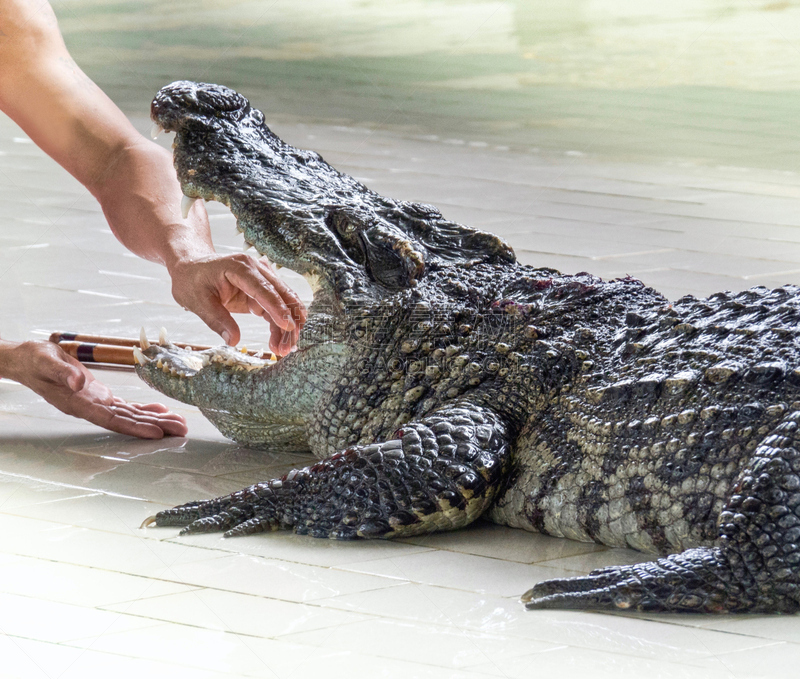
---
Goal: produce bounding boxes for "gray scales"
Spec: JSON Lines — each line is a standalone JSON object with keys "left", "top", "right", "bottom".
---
{"left": 137, "top": 81, "right": 800, "bottom": 614}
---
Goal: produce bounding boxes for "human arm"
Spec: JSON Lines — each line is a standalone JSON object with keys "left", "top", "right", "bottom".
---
{"left": 0, "top": 339, "right": 188, "bottom": 438}
{"left": 0, "top": 0, "right": 305, "bottom": 355}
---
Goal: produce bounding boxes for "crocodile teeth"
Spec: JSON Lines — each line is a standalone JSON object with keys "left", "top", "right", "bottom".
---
{"left": 181, "top": 194, "right": 198, "bottom": 219}
{"left": 150, "top": 122, "right": 163, "bottom": 140}
{"left": 159, "top": 327, "right": 169, "bottom": 346}
{"left": 243, "top": 241, "right": 254, "bottom": 252}
{"left": 132, "top": 347, "right": 149, "bottom": 365}
{"left": 139, "top": 327, "right": 150, "bottom": 350}
{"left": 156, "top": 359, "right": 163, "bottom": 369}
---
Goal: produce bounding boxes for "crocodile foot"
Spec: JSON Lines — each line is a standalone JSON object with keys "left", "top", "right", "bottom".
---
{"left": 522, "top": 547, "right": 800, "bottom": 614}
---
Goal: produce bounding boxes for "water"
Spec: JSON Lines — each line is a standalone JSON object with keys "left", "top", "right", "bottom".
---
{"left": 52, "top": 0, "right": 800, "bottom": 171}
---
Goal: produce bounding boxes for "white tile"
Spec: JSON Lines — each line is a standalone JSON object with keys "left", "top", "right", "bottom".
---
{"left": 470, "top": 645, "right": 743, "bottom": 679}
{"left": 166, "top": 553, "right": 405, "bottom": 603}
{"left": 336, "top": 548, "right": 574, "bottom": 598}
{"left": 7, "top": 492, "right": 171, "bottom": 536}
{"left": 0, "top": 554, "right": 197, "bottom": 607}
{"left": 690, "top": 613, "right": 800, "bottom": 643}
{"left": 507, "top": 610, "right": 779, "bottom": 662}
{"left": 316, "top": 581, "right": 526, "bottom": 631}
{"left": 273, "top": 650, "right": 502, "bottom": 679}
{"left": 398, "top": 519, "right": 605, "bottom": 564}
{"left": 0, "top": 471, "right": 96, "bottom": 510}
{"left": 63, "top": 621, "right": 342, "bottom": 678}
{"left": 0, "top": 592, "right": 157, "bottom": 643}
{"left": 707, "top": 642, "right": 800, "bottom": 678}
{"left": 103, "top": 587, "right": 367, "bottom": 637}
{"left": 0, "top": 515, "right": 227, "bottom": 577}
{"left": 164, "top": 529, "right": 434, "bottom": 568}
{"left": 280, "top": 617, "right": 558, "bottom": 669}
{"left": 0, "top": 635, "right": 248, "bottom": 679}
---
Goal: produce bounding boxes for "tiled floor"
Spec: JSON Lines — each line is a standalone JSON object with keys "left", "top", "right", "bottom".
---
{"left": 3, "top": 107, "right": 800, "bottom": 677}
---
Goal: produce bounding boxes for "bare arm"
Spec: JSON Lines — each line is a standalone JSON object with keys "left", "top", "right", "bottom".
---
{"left": 0, "top": 0, "right": 305, "bottom": 353}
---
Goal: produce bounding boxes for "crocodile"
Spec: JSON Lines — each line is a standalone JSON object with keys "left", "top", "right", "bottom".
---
{"left": 137, "top": 80, "right": 800, "bottom": 614}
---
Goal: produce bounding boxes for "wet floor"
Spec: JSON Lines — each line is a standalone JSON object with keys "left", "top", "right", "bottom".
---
{"left": 2, "top": 2, "right": 800, "bottom": 677}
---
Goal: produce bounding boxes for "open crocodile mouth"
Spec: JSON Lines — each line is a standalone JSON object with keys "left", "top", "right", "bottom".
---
{"left": 150, "top": 81, "right": 514, "bottom": 310}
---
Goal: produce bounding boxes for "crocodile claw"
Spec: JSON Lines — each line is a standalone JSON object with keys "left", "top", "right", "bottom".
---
{"left": 522, "top": 547, "right": 800, "bottom": 614}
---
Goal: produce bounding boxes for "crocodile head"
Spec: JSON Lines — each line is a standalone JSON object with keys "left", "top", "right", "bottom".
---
{"left": 139, "top": 81, "right": 516, "bottom": 449}
{"left": 150, "top": 80, "right": 513, "bottom": 308}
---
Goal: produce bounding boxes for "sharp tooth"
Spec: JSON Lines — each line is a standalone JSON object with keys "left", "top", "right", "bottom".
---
{"left": 181, "top": 194, "right": 198, "bottom": 219}
{"left": 139, "top": 327, "right": 151, "bottom": 350}
{"left": 132, "top": 347, "right": 149, "bottom": 365}
{"left": 159, "top": 327, "right": 169, "bottom": 346}
{"left": 150, "top": 122, "right": 164, "bottom": 140}
{"left": 275, "top": 263, "right": 283, "bottom": 270}
{"left": 243, "top": 241, "right": 253, "bottom": 252}
{"left": 156, "top": 359, "right": 163, "bottom": 368}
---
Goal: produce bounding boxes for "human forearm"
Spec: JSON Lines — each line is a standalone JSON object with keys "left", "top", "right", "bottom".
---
{"left": 0, "top": 0, "right": 306, "bottom": 348}
{"left": 90, "top": 138, "right": 216, "bottom": 269}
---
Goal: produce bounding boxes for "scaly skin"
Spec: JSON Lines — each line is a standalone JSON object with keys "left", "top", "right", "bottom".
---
{"left": 137, "top": 81, "right": 800, "bottom": 614}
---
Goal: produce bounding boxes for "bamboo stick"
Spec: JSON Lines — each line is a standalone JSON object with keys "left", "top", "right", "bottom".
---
{"left": 57, "top": 341, "right": 137, "bottom": 366}
{"left": 49, "top": 332, "right": 276, "bottom": 364}
{"left": 49, "top": 331, "right": 212, "bottom": 351}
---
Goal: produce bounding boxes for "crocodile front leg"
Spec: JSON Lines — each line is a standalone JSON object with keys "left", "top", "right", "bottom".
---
{"left": 135, "top": 339, "right": 346, "bottom": 450}
{"left": 149, "top": 401, "right": 511, "bottom": 539}
{"left": 523, "top": 412, "right": 800, "bottom": 614}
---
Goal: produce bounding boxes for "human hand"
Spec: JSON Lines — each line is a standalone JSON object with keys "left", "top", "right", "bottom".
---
{"left": 0, "top": 340, "right": 188, "bottom": 439}
{"left": 168, "top": 252, "right": 307, "bottom": 357}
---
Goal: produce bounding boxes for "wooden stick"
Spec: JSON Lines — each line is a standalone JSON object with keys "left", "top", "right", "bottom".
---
{"left": 57, "top": 341, "right": 137, "bottom": 365}
{"left": 50, "top": 332, "right": 277, "bottom": 363}
{"left": 49, "top": 331, "right": 212, "bottom": 351}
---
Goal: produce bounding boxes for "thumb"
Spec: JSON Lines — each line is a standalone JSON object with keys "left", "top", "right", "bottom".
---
{"left": 195, "top": 298, "right": 241, "bottom": 346}
{"left": 53, "top": 361, "right": 86, "bottom": 392}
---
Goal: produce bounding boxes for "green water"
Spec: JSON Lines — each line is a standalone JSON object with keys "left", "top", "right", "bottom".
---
{"left": 53, "top": 0, "right": 800, "bottom": 170}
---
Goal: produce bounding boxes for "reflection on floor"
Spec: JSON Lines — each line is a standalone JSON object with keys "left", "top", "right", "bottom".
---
{"left": 3, "top": 110, "right": 800, "bottom": 678}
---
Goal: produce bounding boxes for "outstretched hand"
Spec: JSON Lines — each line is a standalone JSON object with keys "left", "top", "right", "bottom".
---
{"left": 0, "top": 340, "right": 188, "bottom": 439}
{"left": 168, "top": 252, "right": 307, "bottom": 357}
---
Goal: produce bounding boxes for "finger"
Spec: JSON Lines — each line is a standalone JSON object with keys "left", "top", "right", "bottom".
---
{"left": 255, "top": 262, "right": 307, "bottom": 333}
{"left": 85, "top": 404, "right": 166, "bottom": 439}
{"left": 193, "top": 295, "right": 242, "bottom": 346}
{"left": 246, "top": 296, "right": 269, "bottom": 320}
{"left": 106, "top": 404, "right": 187, "bottom": 438}
{"left": 255, "top": 259, "right": 307, "bottom": 318}
{"left": 225, "top": 267, "right": 295, "bottom": 331}
{"left": 49, "top": 357, "right": 87, "bottom": 392}
{"left": 155, "top": 416, "right": 189, "bottom": 437}
{"left": 127, "top": 401, "right": 170, "bottom": 413}
{"left": 268, "top": 320, "right": 288, "bottom": 357}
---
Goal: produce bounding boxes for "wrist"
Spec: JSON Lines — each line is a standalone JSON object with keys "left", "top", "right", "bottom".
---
{"left": 92, "top": 140, "right": 216, "bottom": 270}
{"left": 0, "top": 339, "right": 23, "bottom": 381}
